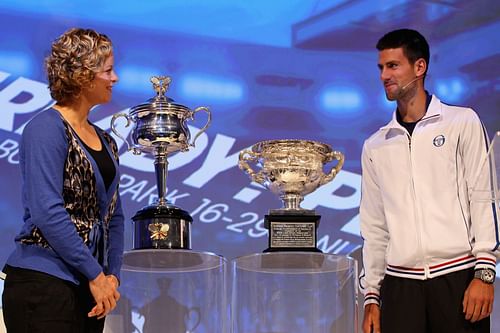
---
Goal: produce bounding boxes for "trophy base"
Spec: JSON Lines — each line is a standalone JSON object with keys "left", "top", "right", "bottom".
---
{"left": 264, "top": 213, "right": 322, "bottom": 253}
{"left": 132, "top": 203, "right": 193, "bottom": 250}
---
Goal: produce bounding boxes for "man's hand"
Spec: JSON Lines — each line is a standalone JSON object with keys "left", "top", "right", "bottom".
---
{"left": 462, "top": 278, "right": 494, "bottom": 323}
{"left": 88, "top": 272, "right": 121, "bottom": 319}
{"left": 363, "top": 303, "right": 381, "bottom": 333}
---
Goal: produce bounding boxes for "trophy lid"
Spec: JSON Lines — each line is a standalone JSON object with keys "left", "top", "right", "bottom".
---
{"left": 129, "top": 76, "right": 192, "bottom": 117}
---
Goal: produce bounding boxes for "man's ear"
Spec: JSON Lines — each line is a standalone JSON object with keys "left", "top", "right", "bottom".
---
{"left": 414, "top": 58, "right": 427, "bottom": 77}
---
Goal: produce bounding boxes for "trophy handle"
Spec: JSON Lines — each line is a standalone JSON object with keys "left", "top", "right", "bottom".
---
{"left": 185, "top": 306, "right": 201, "bottom": 332}
{"left": 110, "top": 113, "right": 140, "bottom": 155}
{"left": 320, "top": 150, "right": 345, "bottom": 185}
{"left": 189, "top": 106, "right": 212, "bottom": 147}
{"left": 238, "top": 149, "right": 265, "bottom": 184}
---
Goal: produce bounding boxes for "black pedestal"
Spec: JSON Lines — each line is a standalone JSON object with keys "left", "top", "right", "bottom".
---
{"left": 132, "top": 204, "right": 193, "bottom": 250}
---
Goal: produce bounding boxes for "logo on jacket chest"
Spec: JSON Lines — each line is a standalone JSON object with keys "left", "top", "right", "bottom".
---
{"left": 433, "top": 135, "right": 445, "bottom": 147}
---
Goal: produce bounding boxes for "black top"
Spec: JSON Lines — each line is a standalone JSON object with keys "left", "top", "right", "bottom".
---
{"left": 397, "top": 113, "right": 419, "bottom": 136}
{"left": 397, "top": 92, "right": 432, "bottom": 136}
{"left": 80, "top": 134, "right": 116, "bottom": 191}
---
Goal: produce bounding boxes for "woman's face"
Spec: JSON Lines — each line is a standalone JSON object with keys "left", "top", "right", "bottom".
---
{"left": 84, "top": 53, "right": 118, "bottom": 106}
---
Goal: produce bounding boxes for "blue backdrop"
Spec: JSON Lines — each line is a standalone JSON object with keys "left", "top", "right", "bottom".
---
{"left": 0, "top": 0, "right": 499, "bottom": 330}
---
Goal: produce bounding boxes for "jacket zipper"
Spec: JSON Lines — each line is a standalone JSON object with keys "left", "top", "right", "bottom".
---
{"left": 407, "top": 132, "right": 428, "bottom": 278}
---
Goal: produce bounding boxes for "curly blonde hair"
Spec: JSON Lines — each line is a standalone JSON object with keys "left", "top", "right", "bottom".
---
{"left": 45, "top": 28, "right": 113, "bottom": 105}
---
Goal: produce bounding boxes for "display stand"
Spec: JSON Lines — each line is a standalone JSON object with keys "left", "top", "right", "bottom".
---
{"left": 0, "top": 273, "right": 5, "bottom": 333}
{"left": 471, "top": 130, "right": 499, "bottom": 267}
{"left": 105, "top": 249, "right": 228, "bottom": 333}
{"left": 472, "top": 131, "right": 500, "bottom": 206}
{"left": 231, "top": 252, "right": 357, "bottom": 333}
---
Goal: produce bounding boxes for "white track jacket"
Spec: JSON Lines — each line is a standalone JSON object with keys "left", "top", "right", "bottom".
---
{"left": 359, "top": 95, "right": 499, "bottom": 306}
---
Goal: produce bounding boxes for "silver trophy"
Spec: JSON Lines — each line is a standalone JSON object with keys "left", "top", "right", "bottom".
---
{"left": 239, "top": 139, "right": 344, "bottom": 251}
{"left": 111, "top": 76, "right": 211, "bottom": 249}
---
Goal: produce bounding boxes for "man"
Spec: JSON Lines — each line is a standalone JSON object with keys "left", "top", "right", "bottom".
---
{"left": 359, "top": 28, "right": 498, "bottom": 333}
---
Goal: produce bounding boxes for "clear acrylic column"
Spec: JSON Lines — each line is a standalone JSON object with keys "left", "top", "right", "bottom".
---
{"left": 231, "top": 252, "right": 357, "bottom": 333}
{"left": 472, "top": 131, "right": 500, "bottom": 211}
{"left": 105, "top": 249, "right": 228, "bottom": 333}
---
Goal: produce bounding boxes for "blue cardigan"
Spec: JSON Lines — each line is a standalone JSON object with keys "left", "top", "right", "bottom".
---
{"left": 5, "top": 108, "right": 124, "bottom": 285}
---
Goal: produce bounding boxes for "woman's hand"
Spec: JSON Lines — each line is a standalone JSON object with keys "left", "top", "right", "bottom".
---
{"left": 88, "top": 272, "right": 120, "bottom": 319}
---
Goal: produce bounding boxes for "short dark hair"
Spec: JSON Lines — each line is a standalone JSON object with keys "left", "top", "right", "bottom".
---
{"left": 376, "top": 29, "right": 430, "bottom": 73}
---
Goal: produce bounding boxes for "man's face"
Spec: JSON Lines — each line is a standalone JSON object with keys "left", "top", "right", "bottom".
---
{"left": 377, "top": 47, "right": 417, "bottom": 101}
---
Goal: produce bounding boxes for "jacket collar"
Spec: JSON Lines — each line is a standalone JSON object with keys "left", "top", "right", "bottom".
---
{"left": 380, "top": 94, "right": 442, "bottom": 131}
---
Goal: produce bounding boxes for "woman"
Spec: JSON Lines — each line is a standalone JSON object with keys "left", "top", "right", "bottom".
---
{"left": 2, "top": 28, "right": 124, "bottom": 332}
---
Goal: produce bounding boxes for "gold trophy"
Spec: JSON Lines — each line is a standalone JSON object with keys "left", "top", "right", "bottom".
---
{"left": 239, "top": 139, "right": 344, "bottom": 252}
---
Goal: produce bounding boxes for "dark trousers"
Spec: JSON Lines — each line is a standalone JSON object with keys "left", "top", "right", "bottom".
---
{"left": 380, "top": 268, "right": 490, "bottom": 333}
{"left": 2, "top": 265, "right": 105, "bottom": 333}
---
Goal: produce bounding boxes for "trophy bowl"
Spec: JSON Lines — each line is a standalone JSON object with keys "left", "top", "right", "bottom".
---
{"left": 111, "top": 76, "right": 211, "bottom": 156}
{"left": 128, "top": 102, "right": 192, "bottom": 154}
{"left": 239, "top": 139, "right": 344, "bottom": 212}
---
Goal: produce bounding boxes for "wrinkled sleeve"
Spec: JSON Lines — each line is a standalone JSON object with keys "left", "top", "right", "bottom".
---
{"left": 462, "top": 110, "right": 499, "bottom": 272}
{"left": 359, "top": 141, "right": 389, "bottom": 306}
{"left": 106, "top": 193, "right": 124, "bottom": 280}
